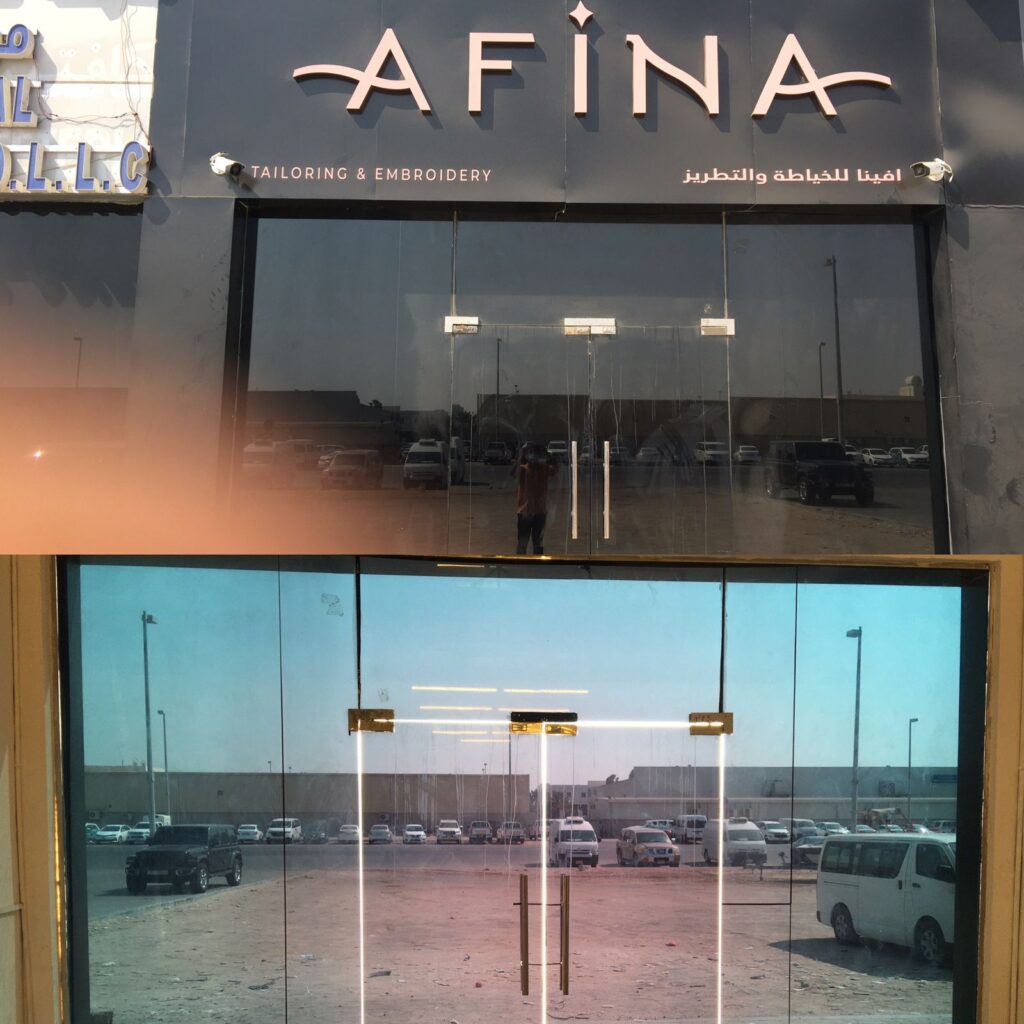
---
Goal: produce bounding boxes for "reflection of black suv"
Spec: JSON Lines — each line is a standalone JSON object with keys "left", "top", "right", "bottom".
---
{"left": 764, "top": 441, "right": 874, "bottom": 506}
{"left": 125, "top": 825, "right": 242, "bottom": 895}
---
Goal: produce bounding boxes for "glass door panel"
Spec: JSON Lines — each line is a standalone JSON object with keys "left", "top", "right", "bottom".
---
{"left": 449, "top": 326, "right": 591, "bottom": 556}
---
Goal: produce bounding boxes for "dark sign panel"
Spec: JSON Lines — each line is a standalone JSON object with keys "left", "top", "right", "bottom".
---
{"left": 174, "top": 0, "right": 944, "bottom": 204}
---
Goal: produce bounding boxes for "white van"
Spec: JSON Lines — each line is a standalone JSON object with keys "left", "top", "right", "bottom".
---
{"left": 403, "top": 439, "right": 448, "bottom": 489}
{"left": 702, "top": 817, "right": 768, "bottom": 866}
{"left": 817, "top": 832, "right": 955, "bottom": 964}
{"left": 266, "top": 818, "right": 303, "bottom": 844}
{"left": 548, "top": 816, "right": 600, "bottom": 867}
{"left": 678, "top": 814, "right": 707, "bottom": 843}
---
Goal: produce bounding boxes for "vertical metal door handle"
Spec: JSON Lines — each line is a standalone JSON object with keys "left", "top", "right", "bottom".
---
{"left": 519, "top": 874, "right": 529, "bottom": 995}
{"left": 603, "top": 440, "right": 611, "bottom": 540}
{"left": 560, "top": 874, "right": 570, "bottom": 995}
{"left": 571, "top": 440, "right": 579, "bottom": 540}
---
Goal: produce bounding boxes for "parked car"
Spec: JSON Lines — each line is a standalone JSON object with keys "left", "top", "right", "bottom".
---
{"left": 304, "top": 821, "right": 329, "bottom": 844}
{"left": 436, "top": 819, "right": 463, "bottom": 844}
{"left": 321, "top": 449, "right": 383, "bottom": 489}
{"left": 607, "top": 444, "right": 631, "bottom": 466}
{"left": 468, "top": 820, "right": 493, "bottom": 844}
{"left": 85, "top": 822, "right": 101, "bottom": 843}
{"left": 317, "top": 446, "right": 343, "bottom": 470}
{"left": 755, "top": 820, "right": 791, "bottom": 843}
{"left": 125, "top": 824, "right": 242, "bottom": 895}
{"left": 94, "top": 824, "right": 131, "bottom": 844}
{"left": 815, "top": 821, "right": 850, "bottom": 835}
{"left": 126, "top": 822, "right": 155, "bottom": 844}
{"left": 860, "top": 447, "right": 897, "bottom": 467}
{"left": 496, "top": 821, "right": 525, "bottom": 844}
{"left": 548, "top": 816, "right": 600, "bottom": 867}
{"left": 482, "top": 441, "right": 513, "bottom": 465}
{"left": 368, "top": 824, "right": 393, "bottom": 844}
{"left": 677, "top": 814, "right": 707, "bottom": 844}
{"left": 733, "top": 444, "right": 761, "bottom": 464}
{"left": 236, "top": 824, "right": 264, "bottom": 843}
{"left": 546, "top": 440, "right": 569, "bottom": 463}
{"left": 793, "top": 834, "right": 826, "bottom": 866}
{"left": 889, "top": 445, "right": 928, "bottom": 468}
{"left": 694, "top": 440, "right": 729, "bottom": 465}
{"left": 266, "top": 817, "right": 302, "bottom": 844}
{"left": 702, "top": 818, "right": 768, "bottom": 866}
{"left": 779, "top": 817, "right": 824, "bottom": 840}
{"left": 644, "top": 818, "right": 677, "bottom": 841}
{"left": 764, "top": 441, "right": 874, "bottom": 506}
{"left": 403, "top": 824, "right": 427, "bottom": 844}
{"left": 854, "top": 824, "right": 878, "bottom": 833}
{"left": 616, "top": 826, "right": 680, "bottom": 867}
{"left": 403, "top": 439, "right": 448, "bottom": 489}
{"left": 337, "top": 824, "right": 362, "bottom": 844}
{"left": 817, "top": 832, "right": 956, "bottom": 964}
{"left": 635, "top": 445, "right": 664, "bottom": 465}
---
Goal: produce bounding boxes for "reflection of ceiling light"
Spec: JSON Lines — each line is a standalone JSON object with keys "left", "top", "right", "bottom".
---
{"left": 502, "top": 688, "right": 588, "bottom": 695}
{"left": 432, "top": 729, "right": 489, "bottom": 735}
{"left": 419, "top": 705, "right": 493, "bottom": 712}
{"left": 498, "top": 707, "right": 570, "bottom": 713}
{"left": 461, "top": 738, "right": 509, "bottom": 744}
{"left": 412, "top": 685, "right": 497, "bottom": 693}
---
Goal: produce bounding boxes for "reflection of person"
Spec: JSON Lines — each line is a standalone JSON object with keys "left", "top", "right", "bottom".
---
{"left": 514, "top": 442, "right": 557, "bottom": 555}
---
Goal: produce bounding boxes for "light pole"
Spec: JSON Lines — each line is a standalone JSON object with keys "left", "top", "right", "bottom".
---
{"left": 817, "top": 342, "right": 826, "bottom": 438}
{"left": 907, "top": 718, "right": 919, "bottom": 823}
{"left": 141, "top": 612, "right": 158, "bottom": 837}
{"left": 267, "top": 760, "right": 272, "bottom": 773}
{"left": 825, "top": 256, "right": 845, "bottom": 443}
{"left": 846, "top": 626, "right": 863, "bottom": 829}
{"left": 157, "top": 709, "right": 170, "bottom": 818}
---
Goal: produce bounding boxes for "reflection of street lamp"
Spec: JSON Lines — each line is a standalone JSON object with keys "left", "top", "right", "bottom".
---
{"left": 817, "top": 342, "right": 826, "bottom": 438}
{"left": 824, "top": 256, "right": 845, "bottom": 442}
{"left": 846, "top": 626, "right": 863, "bottom": 828}
{"left": 907, "top": 718, "right": 919, "bottom": 823}
{"left": 141, "top": 612, "right": 158, "bottom": 836}
{"left": 157, "top": 709, "right": 170, "bottom": 818}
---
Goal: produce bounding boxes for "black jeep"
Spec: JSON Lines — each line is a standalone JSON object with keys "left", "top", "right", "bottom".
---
{"left": 125, "top": 824, "right": 242, "bottom": 895}
{"left": 763, "top": 441, "right": 874, "bottom": 506}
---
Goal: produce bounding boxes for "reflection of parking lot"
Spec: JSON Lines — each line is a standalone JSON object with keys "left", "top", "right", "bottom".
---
{"left": 87, "top": 842, "right": 952, "bottom": 1023}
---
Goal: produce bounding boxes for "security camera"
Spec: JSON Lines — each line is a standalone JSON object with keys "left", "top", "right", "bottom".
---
{"left": 209, "top": 152, "right": 245, "bottom": 178}
{"left": 910, "top": 159, "right": 953, "bottom": 183}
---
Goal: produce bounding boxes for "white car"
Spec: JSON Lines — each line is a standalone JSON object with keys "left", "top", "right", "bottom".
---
{"left": 816, "top": 821, "right": 850, "bottom": 835}
{"left": 889, "top": 445, "right": 929, "bottom": 468}
{"left": 368, "top": 824, "right": 393, "bottom": 844}
{"left": 436, "top": 819, "right": 462, "bottom": 844}
{"left": 635, "top": 446, "right": 664, "bottom": 465}
{"left": 733, "top": 445, "right": 761, "bottom": 464}
{"left": 702, "top": 818, "right": 768, "bottom": 866}
{"left": 694, "top": 441, "right": 729, "bottom": 465}
{"left": 266, "top": 817, "right": 302, "bottom": 844}
{"left": 755, "top": 820, "right": 791, "bottom": 844}
{"left": 94, "top": 824, "right": 131, "bottom": 844}
{"left": 126, "top": 822, "right": 154, "bottom": 844}
{"left": 403, "top": 824, "right": 427, "bottom": 844}
{"left": 237, "top": 824, "right": 264, "bottom": 843}
{"left": 860, "top": 447, "right": 897, "bottom": 467}
{"left": 337, "top": 824, "right": 362, "bottom": 844}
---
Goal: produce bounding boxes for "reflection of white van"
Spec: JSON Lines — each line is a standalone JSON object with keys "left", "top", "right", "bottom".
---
{"left": 548, "top": 816, "right": 600, "bottom": 867}
{"left": 702, "top": 818, "right": 768, "bottom": 866}
{"left": 266, "top": 818, "right": 303, "bottom": 844}
{"left": 678, "top": 814, "right": 707, "bottom": 844}
{"left": 242, "top": 439, "right": 319, "bottom": 485}
{"left": 449, "top": 437, "right": 466, "bottom": 485}
{"left": 817, "top": 833, "right": 955, "bottom": 964}
{"left": 403, "top": 439, "right": 448, "bottom": 489}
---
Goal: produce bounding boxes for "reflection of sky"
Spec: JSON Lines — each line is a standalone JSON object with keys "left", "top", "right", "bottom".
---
{"left": 248, "top": 220, "right": 923, "bottom": 406}
{"left": 81, "top": 565, "right": 960, "bottom": 788}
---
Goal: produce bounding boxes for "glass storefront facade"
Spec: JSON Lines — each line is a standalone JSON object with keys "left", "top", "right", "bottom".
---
{"left": 63, "top": 558, "right": 985, "bottom": 1024}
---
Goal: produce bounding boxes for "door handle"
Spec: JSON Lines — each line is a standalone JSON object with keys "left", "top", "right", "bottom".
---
{"left": 571, "top": 440, "right": 579, "bottom": 540}
{"left": 603, "top": 440, "right": 611, "bottom": 540}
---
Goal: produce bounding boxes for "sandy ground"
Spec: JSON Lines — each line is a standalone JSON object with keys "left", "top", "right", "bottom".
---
{"left": 87, "top": 864, "right": 952, "bottom": 1023}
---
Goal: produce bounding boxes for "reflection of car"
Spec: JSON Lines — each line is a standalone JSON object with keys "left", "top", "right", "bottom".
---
{"left": 338, "top": 824, "right": 362, "bottom": 844}
{"left": 755, "top": 820, "right": 791, "bottom": 844}
{"left": 780, "top": 817, "right": 824, "bottom": 840}
{"left": 468, "top": 821, "right": 493, "bottom": 844}
{"left": 702, "top": 818, "right": 768, "bottom": 866}
{"left": 817, "top": 833, "right": 956, "bottom": 964}
{"left": 321, "top": 449, "right": 383, "bottom": 489}
{"left": 616, "top": 826, "right": 680, "bottom": 867}
{"left": 95, "top": 824, "right": 131, "bottom": 844}
{"left": 733, "top": 445, "right": 761, "bottom": 464}
{"left": 125, "top": 824, "right": 242, "bottom": 895}
{"left": 436, "top": 819, "right": 462, "bottom": 844}
{"left": 635, "top": 446, "right": 663, "bottom": 465}
{"left": 403, "top": 824, "right": 427, "bottom": 844}
{"left": 548, "top": 817, "right": 600, "bottom": 867}
{"left": 792, "top": 835, "right": 825, "bottom": 866}
{"left": 266, "top": 818, "right": 302, "bottom": 844}
{"left": 483, "top": 441, "right": 512, "bottom": 465}
{"left": 368, "top": 824, "right": 393, "bottom": 844}
{"left": 764, "top": 441, "right": 874, "bottom": 506}
{"left": 236, "top": 824, "right": 264, "bottom": 843}
{"left": 497, "top": 821, "right": 525, "bottom": 844}
{"left": 860, "top": 447, "right": 897, "bottom": 467}
{"left": 607, "top": 445, "right": 630, "bottom": 466}
{"left": 304, "top": 821, "right": 329, "bottom": 844}
{"left": 855, "top": 824, "right": 878, "bottom": 833}
{"left": 546, "top": 440, "right": 569, "bottom": 463}
{"left": 644, "top": 819, "right": 677, "bottom": 841}
{"left": 85, "top": 822, "right": 101, "bottom": 843}
{"left": 403, "top": 439, "right": 448, "bottom": 488}
{"left": 126, "top": 822, "right": 154, "bottom": 844}
{"left": 317, "top": 446, "right": 343, "bottom": 470}
{"left": 879, "top": 823, "right": 906, "bottom": 833}
{"left": 889, "top": 445, "right": 928, "bottom": 468}
{"left": 815, "top": 821, "right": 850, "bottom": 835}
{"left": 694, "top": 441, "right": 729, "bottom": 465}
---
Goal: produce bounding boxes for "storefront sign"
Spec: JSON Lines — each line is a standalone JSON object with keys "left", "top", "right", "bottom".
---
{"left": 0, "top": 24, "right": 150, "bottom": 200}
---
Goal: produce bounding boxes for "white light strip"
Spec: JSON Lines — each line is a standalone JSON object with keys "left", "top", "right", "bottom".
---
{"left": 502, "top": 688, "right": 589, "bottom": 695}
{"left": 540, "top": 726, "right": 549, "bottom": 1024}
{"left": 574, "top": 720, "right": 712, "bottom": 729}
{"left": 418, "top": 705, "right": 494, "bottom": 711}
{"left": 357, "top": 730, "right": 366, "bottom": 1024}
{"left": 717, "top": 732, "right": 725, "bottom": 1024}
{"left": 412, "top": 685, "right": 498, "bottom": 693}
{"left": 389, "top": 718, "right": 509, "bottom": 726}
